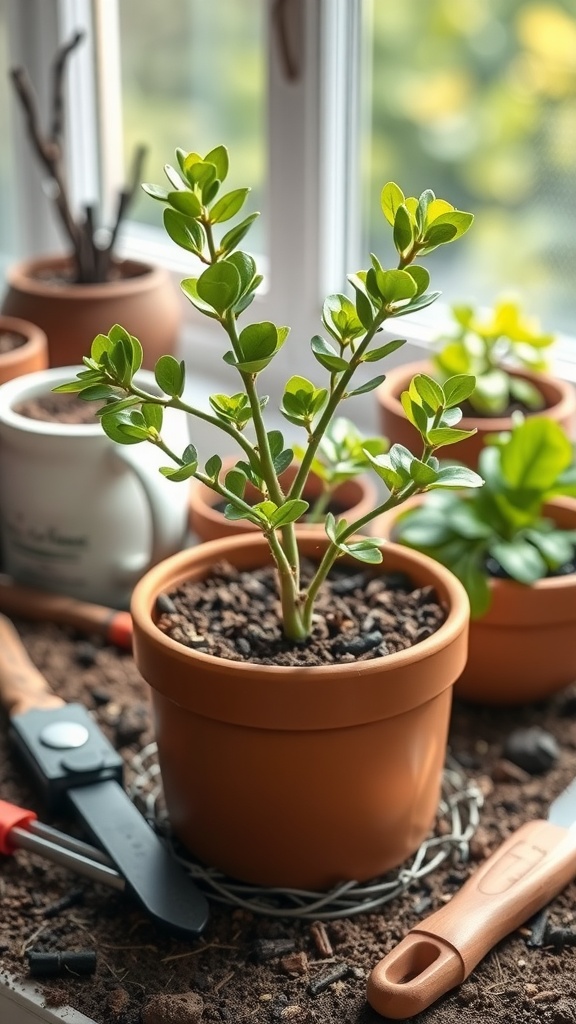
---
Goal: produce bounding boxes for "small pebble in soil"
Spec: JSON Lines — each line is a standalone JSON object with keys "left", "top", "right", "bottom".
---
{"left": 141, "top": 992, "right": 204, "bottom": 1024}
{"left": 155, "top": 592, "right": 177, "bottom": 615}
{"left": 74, "top": 641, "right": 98, "bottom": 667}
{"left": 503, "top": 727, "right": 560, "bottom": 774}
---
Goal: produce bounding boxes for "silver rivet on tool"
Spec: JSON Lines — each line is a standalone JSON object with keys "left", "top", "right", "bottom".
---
{"left": 39, "top": 722, "right": 90, "bottom": 749}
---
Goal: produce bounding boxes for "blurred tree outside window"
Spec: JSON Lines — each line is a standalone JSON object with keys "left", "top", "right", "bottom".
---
{"left": 118, "top": 0, "right": 266, "bottom": 255}
{"left": 362, "top": 0, "right": 576, "bottom": 335}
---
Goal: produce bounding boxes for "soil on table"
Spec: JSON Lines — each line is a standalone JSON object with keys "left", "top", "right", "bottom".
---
{"left": 1, "top": 618, "right": 576, "bottom": 1024}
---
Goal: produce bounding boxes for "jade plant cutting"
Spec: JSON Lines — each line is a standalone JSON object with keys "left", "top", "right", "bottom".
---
{"left": 432, "top": 298, "right": 555, "bottom": 415}
{"left": 392, "top": 416, "right": 576, "bottom": 617}
{"left": 57, "top": 146, "right": 483, "bottom": 642}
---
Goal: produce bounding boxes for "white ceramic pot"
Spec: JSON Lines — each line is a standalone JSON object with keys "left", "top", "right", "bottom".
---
{"left": 0, "top": 366, "right": 189, "bottom": 608}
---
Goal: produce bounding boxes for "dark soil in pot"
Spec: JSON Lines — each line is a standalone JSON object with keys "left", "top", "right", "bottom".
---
{"left": 155, "top": 559, "right": 445, "bottom": 666}
{"left": 0, "top": 331, "right": 27, "bottom": 355}
{"left": 1, "top": 618, "right": 576, "bottom": 1023}
{"left": 13, "top": 391, "right": 102, "bottom": 424}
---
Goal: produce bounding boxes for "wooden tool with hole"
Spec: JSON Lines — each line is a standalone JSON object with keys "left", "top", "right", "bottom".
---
{"left": 367, "top": 776, "right": 576, "bottom": 1018}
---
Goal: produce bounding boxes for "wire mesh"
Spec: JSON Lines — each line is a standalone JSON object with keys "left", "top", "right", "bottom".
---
{"left": 128, "top": 743, "right": 483, "bottom": 920}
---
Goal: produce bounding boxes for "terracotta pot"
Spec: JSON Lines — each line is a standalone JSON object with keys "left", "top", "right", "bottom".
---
{"left": 1, "top": 254, "right": 182, "bottom": 371}
{"left": 373, "top": 496, "right": 576, "bottom": 706}
{"left": 189, "top": 458, "right": 379, "bottom": 542}
{"left": 0, "top": 315, "right": 48, "bottom": 384}
{"left": 130, "top": 530, "right": 469, "bottom": 889}
{"left": 376, "top": 360, "right": 576, "bottom": 470}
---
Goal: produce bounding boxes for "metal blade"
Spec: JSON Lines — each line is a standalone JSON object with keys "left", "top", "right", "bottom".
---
{"left": 68, "top": 780, "right": 209, "bottom": 939}
{"left": 548, "top": 776, "right": 576, "bottom": 828}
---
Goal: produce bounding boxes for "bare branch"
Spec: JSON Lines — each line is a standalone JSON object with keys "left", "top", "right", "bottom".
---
{"left": 50, "top": 30, "right": 85, "bottom": 142}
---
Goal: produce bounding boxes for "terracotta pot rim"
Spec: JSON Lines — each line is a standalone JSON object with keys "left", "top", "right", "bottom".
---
{"left": 0, "top": 315, "right": 48, "bottom": 367}
{"left": 189, "top": 461, "right": 379, "bottom": 534}
{"left": 376, "top": 358, "right": 575, "bottom": 431}
{"left": 0, "top": 364, "right": 156, "bottom": 437}
{"left": 377, "top": 494, "right": 576, "bottom": 626}
{"left": 6, "top": 254, "right": 167, "bottom": 300}
{"left": 131, "top": 529, "right": 469, "bottom": 679}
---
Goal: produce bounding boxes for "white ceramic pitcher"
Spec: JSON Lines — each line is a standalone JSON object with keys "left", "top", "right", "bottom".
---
{"left": 0, "top": 366, "right": 190, "bottom": 608}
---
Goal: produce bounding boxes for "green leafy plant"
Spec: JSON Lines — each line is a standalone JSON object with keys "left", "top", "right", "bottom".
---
{"left": 57, "top": 146, "right": 482, "bottom": 643}
{"left": 432, "top": 298, "right": 555, "bottom": 416}
{"left": 292, "top": 417, "right": 389, "bottom": 523}
{"left": 393, "top": 416, "right": 576, "bottom": 618}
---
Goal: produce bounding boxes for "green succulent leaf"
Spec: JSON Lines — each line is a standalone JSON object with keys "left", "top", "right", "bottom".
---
{"left": 163, "top": 208, "right": 204, "bottom": 254}
{"left": 204, "top": 454, "right": 222, "bottom": 480}
{"left": 209, "top": 187, "right": 250, "bottom": 224}
{"left": 361, "top": 338, "right": 406, "bottom": 363}
{"left": 393, "top": 204, "right": 414, "bottom": 258}
{"left": 219, "top": 213, "right": 260, "bottom": 255}
{"left": 381, "top": 182, "right": 405, "bottom": 226}
{"left": 167, "top": 190, "right": 203, "bottom": 217}
{"left": 155, "top": 356, "right": 185, "bottom": 398}
{"left": 310, "top": 335, "right": 349, "bottom": 372}
{"left": 346, "top": 375, "right": 387, "bottom": 398}
{"left": 196, "top": 261, "right": 242, "bottom": 314}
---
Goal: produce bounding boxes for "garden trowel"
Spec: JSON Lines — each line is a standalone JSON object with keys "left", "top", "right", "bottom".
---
{"left": 367, "top": 773, "right": 576, "bottom": 1018}
{"left": 0, "top": 613, "right": 209, "bottom": 939}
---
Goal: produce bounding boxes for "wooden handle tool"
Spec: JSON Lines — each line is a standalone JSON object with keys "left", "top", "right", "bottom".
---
{"left": 0, "top": 575, "right": 132, "bottom": 649}
{"left": 0, "top": 613, "right": 65, "bottom": 717}
{"left": 367, "top": 808, "right": 576, "bottom": 1018}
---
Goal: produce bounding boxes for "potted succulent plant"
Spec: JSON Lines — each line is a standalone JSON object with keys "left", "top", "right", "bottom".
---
{"left": 376, "top": 297, "right": 576, "bottom": 468}
{"left": 0, "top": 314, "right": 48, "bottom": 384}
{"left": 188, "top": 416, "right": 386, "bottom": 542}
{"left": 374, "top": 416, "right": 576, "bottom": 705}
{"left": 58, "top": 146, "right": 482, "bottom": 889}
{"left": 1, "top": 31, "right": 181, "bottom": 369}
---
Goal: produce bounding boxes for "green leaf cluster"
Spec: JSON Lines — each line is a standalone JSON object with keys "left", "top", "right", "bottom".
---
{"left": 433, "top": 298, "right": 556, "bottom": 416}
{"left": 393, "top": 417, "right": 576, "bottom": 617}
{"left": 57, "top": 146, "right": 479, "bottom": 644}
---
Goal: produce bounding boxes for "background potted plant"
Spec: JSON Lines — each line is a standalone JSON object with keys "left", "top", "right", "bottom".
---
{"left": 0, "top": 314, "right": 48, "bottom": 384}
{"left": 188, "top": 416, "right": 386, "bottom": 542}
{"left": 374, "top": 416, "right": 576, "bottom": 705}
{"left": 1, "top": 31, "right": 181, "bottom": 370}
{"left": 59, "top": 147, "right": 482, "bottom": 889}
{"left": 376, "top": 296, "right": 576, "bottom": 468}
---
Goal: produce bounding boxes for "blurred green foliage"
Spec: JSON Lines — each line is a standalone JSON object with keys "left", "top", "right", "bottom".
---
{"left": 364, "top": 0, "right": 576, "bottom": 329}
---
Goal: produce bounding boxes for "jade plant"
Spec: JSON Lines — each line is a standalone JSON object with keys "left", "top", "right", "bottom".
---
{"left": 392, "top": 416, "right": 576, "bottom": 618}
{"left": 432, "top": 298, "right": 555, "bottom": 416}
{"left": 57, "top": 146, "right": 483, "bottom": 642}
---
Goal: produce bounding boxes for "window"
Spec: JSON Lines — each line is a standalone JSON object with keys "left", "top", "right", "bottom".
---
{"left": 117, "top": 0, "right": 267, "bottom": 256}
{"left": 4, "top": 0, "right": 576, "bottom": 358}
{"left": 362, "top": 0, "right": 576, "bottom": 335}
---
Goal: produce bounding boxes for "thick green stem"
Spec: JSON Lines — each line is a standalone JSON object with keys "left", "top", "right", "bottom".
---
{"left": 266, "top": 530, "right": 307, "bottom": 641}
{"left": 118, "top": 380, "right": 258, "bottom": 464}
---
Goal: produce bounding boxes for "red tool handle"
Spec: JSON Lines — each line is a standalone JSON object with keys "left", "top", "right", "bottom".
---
{"left": 0, "top": 575, "right": 132, "bottom": 649}
{"left": 0, "top": 798, "right": 37, "bottom": 855}
{"left": 367, "top": 818, "right": 576, "bottom": 1019}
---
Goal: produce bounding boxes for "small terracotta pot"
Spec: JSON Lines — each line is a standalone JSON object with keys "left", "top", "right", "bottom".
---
{"left": 189, "top": 458, "right": 379, "bottom": 542}
{"left": 373, "top": 495, "right": 576, "bottom": 705}
{"left": 0, "top": 316, "right": 48, "bottom": 384}
{"left": 130, "top": 530, "right": 470, "bottom": 889}
{"left": 376, "top": 360, "right": 576, "bottom": 470}
{"left": 1, "top": 254, "right": 182, "bottom": 370}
